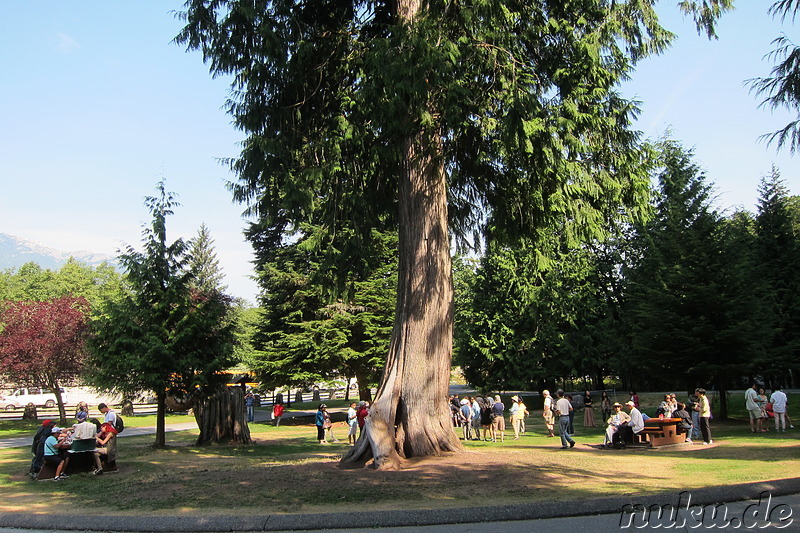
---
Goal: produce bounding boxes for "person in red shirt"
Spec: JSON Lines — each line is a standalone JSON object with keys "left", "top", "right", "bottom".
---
{"left": 356, "top": 401, "right": 369, "bottom": 436}
{"left": 272, "top": 402, "right": 285, "bottom": 427}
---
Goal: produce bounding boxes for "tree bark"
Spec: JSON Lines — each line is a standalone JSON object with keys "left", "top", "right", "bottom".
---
{"left": 195, "top": 387, "right": 252, "bottom": 445}
{"left": 341, "top": 123, "right": 462, "bottom": 469}
{"left": 155, "top": 390, "right": 167, "bottom": 448}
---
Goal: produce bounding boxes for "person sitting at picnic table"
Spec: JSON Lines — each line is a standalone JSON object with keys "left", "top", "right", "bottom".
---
{"left": 95, "top": 421, "right": 118, "bottom": 467}
{"left": 72, "top": 411, "right": 104, "bottom": 474}
{"left": 603, "top": 402, "right": 631, "bottom": 447}
{"left": 616, "top": 400, "right": 645, "bottom": 445}
{"left": 43, "top": 426, "right": 71, "bottom": 481}
{"left": 673, "top": 402, "right": 694, "bottom": 443}
{"left": 656, "top": 394, "right": 674, "bottom": 418}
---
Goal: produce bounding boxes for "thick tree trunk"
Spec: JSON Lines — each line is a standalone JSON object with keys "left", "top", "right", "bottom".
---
{"left": 194, "top": 387, "right": 252, "bottom": 445}
{"left": 155, "top": 390, "right": 167, "bottom": 447}
{"left": 342, "top": 126, "right": 462, "bottom": 469}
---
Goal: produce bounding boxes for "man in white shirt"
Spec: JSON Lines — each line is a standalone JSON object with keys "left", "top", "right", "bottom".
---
{"left": 770, "top": 387, "right": 788, "bottom": 432}
{"left": 555, "top": 390, "right": 575, "bottom": 449}
{"left": 745, "top": 383, "right": 763, "bottom": 433}
{"left": 618, "top": 400, "right": 644, "bottom": 445}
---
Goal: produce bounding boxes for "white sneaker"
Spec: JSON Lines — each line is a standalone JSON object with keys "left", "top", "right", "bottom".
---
{"left": 685, "top": 438, "right": 693, "bottom": 443}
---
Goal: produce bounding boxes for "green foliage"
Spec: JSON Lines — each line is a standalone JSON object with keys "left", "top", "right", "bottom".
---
{"left": 87, "top": 182, "right": 236, "bottom": 410}
{"left": 753, "top": 169, "right": 800, "bottom": 383}
{"left": 248, "top": 228, "right": 396, "bottom": 393}
{"left": 0, "top": 260, "right": 124, "bottom": 311}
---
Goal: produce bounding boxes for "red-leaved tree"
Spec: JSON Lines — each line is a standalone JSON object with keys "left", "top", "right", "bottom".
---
{"left": 0, "top": 297, "right": 90, "bottom": 423}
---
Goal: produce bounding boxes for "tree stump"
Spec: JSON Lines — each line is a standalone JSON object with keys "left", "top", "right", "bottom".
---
{"left": 295, "top": 391, "right": 303, "bottom": 403}
{"left": 312, "top": 389, "right": 321, "bottom": 402}
{"left": 121, "top": 400, "right": 135, "bottom": 416}
{"left": 275, "top": 392, "right": 284, "bottom": 405}
{"left": 22, "top": 403, "right": 38, "bottom": 420}
{"left": 195, "top": 387, "right": 251, "bottom": 445}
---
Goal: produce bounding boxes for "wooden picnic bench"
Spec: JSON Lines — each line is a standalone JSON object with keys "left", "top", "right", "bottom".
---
{"left": 634, "top": 417, "right": 686, "bottom": 447}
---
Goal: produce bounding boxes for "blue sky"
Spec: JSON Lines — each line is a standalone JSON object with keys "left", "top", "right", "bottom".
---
{"left": 1, "top": 2, "right": 797, "bottom": 303}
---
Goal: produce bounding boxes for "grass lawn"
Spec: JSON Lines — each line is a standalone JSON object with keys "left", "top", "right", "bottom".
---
{"left": 0, "top": 414, "right": 197, "bottom": 440}
{"left": 1, "top": 408, "right": 797, "bottom": 517}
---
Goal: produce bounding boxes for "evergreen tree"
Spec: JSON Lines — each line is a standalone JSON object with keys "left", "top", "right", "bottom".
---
{"left": 249, "top": 229, "right": 395, "bottom": 401}
{"left": 754, "top": 169, "right": 800, "bottom": 386}
{"left": 87, "top": 182, "right": 236, "bottom": 447}
{"left": 178, "top": 0, "right": 729, "bottom": 468}
{"left": 622, "top": 140, "right": 750, "bottom": 415}
{"left": 189, "top": 223, "right": 227, "bottom": 294}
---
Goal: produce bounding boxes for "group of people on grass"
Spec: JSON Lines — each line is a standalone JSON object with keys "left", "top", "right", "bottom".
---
{"left": 315, "top": 401, "right": 369, "bottom": 445}
{"left": 28, "top": 402, "right": 119, "bottom": 481}
{"left": 745, "top": 383, "right": 793, "bottom": 433}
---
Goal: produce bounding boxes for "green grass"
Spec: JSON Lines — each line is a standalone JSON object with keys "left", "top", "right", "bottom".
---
{"left": 0, "top": 413, "right": 196, "bottom": 439}
{"left": 2, "top": 404, "right": 796, "bottom": 517}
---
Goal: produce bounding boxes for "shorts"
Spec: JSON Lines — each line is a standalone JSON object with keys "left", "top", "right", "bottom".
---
{"left": 348, "top": 422, "right": 357, "bottom": 436}
{"left": 492, "top": 416, "right": 505, "bottom": 431}
{"left": 43, "top": 455, "right": 63, "bottom": 467}
{"left": 543, "top": 411, "right": 554, "bottom": 424}
{"left": 748, "top": 408, "right": 762, "bottom": 420}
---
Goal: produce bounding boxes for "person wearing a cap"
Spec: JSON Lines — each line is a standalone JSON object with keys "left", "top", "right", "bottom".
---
{"left": 509, "top": 395, "right": 528, "bottom": 440}
{"left": 617, "top": 400, "right": 644, "bottom": 445}
{"left": 603, "top": 402, "right": 630, "bottom": 447}
{"left": 542, "top": 390, "right": 555, "bottom": 438}
{"left": 555, "top": 390, "right": 575, "bottom": 448}
{"left": 43, "top": 426, "right": 71, "bottom": 480}
{"left": 29, "top": 419, "right": 55, "bottom": 479}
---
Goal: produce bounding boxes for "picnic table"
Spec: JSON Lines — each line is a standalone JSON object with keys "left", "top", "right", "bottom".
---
{"left": 638, "top": 417, "right": 686, "bottom": 446}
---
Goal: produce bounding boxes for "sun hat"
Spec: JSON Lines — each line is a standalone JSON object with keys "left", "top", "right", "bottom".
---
{"left": 625, "top": 401, "right": 635, "bottom": 407}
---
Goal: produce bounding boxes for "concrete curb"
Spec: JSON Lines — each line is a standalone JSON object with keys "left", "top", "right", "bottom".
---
{"left": 2, "top": 478, "right": 799, "bottom": 531}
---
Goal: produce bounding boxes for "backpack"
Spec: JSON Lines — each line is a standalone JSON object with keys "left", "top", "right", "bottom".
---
{"left": 114, "top": 414, "right": 125, "bottom": 433}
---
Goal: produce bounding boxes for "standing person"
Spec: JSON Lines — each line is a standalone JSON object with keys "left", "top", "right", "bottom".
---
{"left": 245, "top": 392, "right": 255, "bottom": 423}
{"left": 771, "top": 386, "right": 788, "bottom": 433}
{"left": 459, "top": 399, "right": 473, "bottom": 440}
{"left": 470, "top": 397, "right": 482, "bottom": 440}
{"left": 566, "top": 394, "right": 575, "bottom": 435}
{"left": 745, "top": 383, "right": 763, "bottom": 433}
{"left": 695, "top": 388, "right": 713, "bottom": 445}
{"left": 556, "top": 390, "right": 575, "bottom": 449}
{"left": 600, "top": 392, "right": 612, "bottom": 423}
{"left": 688, "top": 390, "right": 702, "bottom": 440}
{"left": 74, "top": 401, "right": 89, "bottom": 420}
{"left": 356, "top": 401, "right": 369, "bottom": 437}
{"left": 583, "top": 390, "right": 595, "bottom": 428}
{"left": 98, "top": 403, "right": 117, "bottom": 428}
{"left": 491, "top": 395, "right": 505, "bottom": 442}
{"left": 629, "top": 391, "right": 640, "bottom": 409}
{"left": 346, "top": 402, "right": 358, "bottom": 445}
{"left": 272, "top": 401, "right": 285, "bottom": 426}
{"left": 315, "top": 404, "right": 328, "bottom": 444}
{"left": 509, "top": 396, "right": 528, "bottom": 440}
{"left": 542, "top": 390, "right": 555, "bottom": 437}
{"left": 757, "top": 387, "right": 770, "bottom": 431}
{"left": 479, "top": 398, "right": 493, "bottom": 441}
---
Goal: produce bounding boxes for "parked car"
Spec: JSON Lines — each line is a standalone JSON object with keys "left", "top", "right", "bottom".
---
{"left": 0, "top": 387, "right": 66, "bottom": 410}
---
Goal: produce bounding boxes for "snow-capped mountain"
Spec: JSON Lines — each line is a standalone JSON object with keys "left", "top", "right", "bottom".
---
{"left": 0, "top": 233, "right": 116, "bottom": 270}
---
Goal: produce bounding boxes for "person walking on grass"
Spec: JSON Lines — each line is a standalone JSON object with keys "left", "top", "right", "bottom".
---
{"left": 556, "top": 390, "right": 575, "bottom": 449}
{"left": 272, "top": 401, "right": 284, "bottom": 426}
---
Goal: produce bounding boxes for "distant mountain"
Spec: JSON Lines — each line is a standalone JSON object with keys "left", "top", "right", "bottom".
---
{"left": 0, "top": 233, "right": 117, "bottom": 271}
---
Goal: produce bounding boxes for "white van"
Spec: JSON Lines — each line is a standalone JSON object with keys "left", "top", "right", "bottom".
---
{"left": 0, "top": 387, "right": 66, "bottom": 410}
